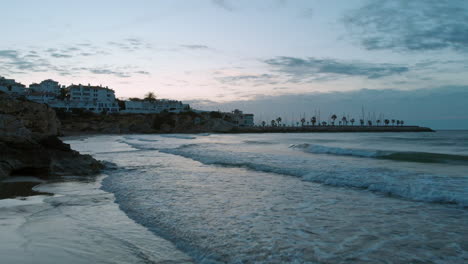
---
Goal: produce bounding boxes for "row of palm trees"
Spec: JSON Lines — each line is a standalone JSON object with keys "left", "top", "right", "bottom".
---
{"left": 260, "top": 115, "right": 405, "bottom": 127}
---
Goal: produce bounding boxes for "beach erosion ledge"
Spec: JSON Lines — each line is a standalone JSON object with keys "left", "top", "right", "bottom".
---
{"left": 0, "top": 94, "right": 102, "bottom": 180}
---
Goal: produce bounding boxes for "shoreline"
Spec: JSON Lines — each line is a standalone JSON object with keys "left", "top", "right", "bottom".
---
{"left": 61, "top": 125, "right": 434, "bottom": 136}
{"left": 0, "top": 175, "right": 194, "bottom": 264}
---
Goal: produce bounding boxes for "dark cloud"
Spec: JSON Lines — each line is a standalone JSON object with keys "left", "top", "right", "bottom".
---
{"left": 215, "top": 73, "right": 279, "bottom": 86}
{"left": 51, "top": 53, "right": 73, "bottom": 58}
{"left": 264, "top": 56, "right": 409, "bottom": 82}
{"left": 180, "top": 44, "right": 210, "bottom": 50}
{"left": 88, "top": 68, "right": 131, "bottom": 78}
{"left": 0, "top": 47, "right": 148, "bottom": 78}
{"left": 135, "top": 70, "right": 150, "bottom": 75}
{"left": 212, "top": 0, "right": 234, "bottom": 11}
{"left": 66, "top": 47, "right": 81, "bottom": 52}
{"left": 343, "top": 0, "right": 468, "bottom": 52}
{"left": 0, "top": 49, "right": 52, "bottom": 72}
{"left": 301, "top": 8, "right": 314, "bottom": 18}
{"left": 0, "top": 50, "right": 19, "bottom": 59}
{"left": 108, "top": 38, "right": 148, "bottom": 52}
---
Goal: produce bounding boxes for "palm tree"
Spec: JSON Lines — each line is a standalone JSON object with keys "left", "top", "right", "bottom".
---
{"left": 368, "top": 120, "right": 372, "bottom": 126}
{"left": 391, "top": 119, "right": 395, "bottom": 126}
{"left": 396, "top": 120, "right": 400, "bottom": 126}
{"left": 400, "top": 120, "right": 404, "bottom": 126}
{"left": 342, "top": 116, "right": 347, "bottom": 126}
{"left": 360, "top": 119, "right": 364, "bottom": 126}
{"left": 261, "top": 121, "right": 266, "bottom": 127}
{"left": 331, "top": 114, "right": 337, "bottom": 126}
{"left": 384, "top": 119, "right": 390, "bottom": 126}
{"left": 339, "top": 121, "right": 342, "bottom": 126}
{"left": 376, "top": 119, "right": 381, "bottom": 126}
{"left": 276, "top": 117, "right": 282, "bottom": 126}
{"left": 350, "top": 118, "right": 355, "bottom": 125}
{"left": 300, "top": 118, "right": 306, "bottom": 126}
{"left": 311, "top": 116, "right": 317, "bottom": 126}
{"left": 321, "top": 121, "right": 327, "bottom": 126}
{"left": 271, "top": 120, "right": 276, "bottom": 127}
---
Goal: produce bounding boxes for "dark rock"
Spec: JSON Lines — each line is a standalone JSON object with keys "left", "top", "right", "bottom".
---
{"left": 0, "top": 94, "right": 102, "bottom": 179}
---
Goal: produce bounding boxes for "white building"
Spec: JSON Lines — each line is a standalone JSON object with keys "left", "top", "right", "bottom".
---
{"left": 67, "top": 84, "right": 119, "bottom": 113}
{"left": 27, "top": 79, "right": 62, "bottom": 104}
{"left": 0, "top": 77, "right": 26, "bottom": 96}
{"left": 122, "top": 99, "right": 190, "bottom": 114}
{"left": 225, "top": 109, "right": 254, "bottom": 127}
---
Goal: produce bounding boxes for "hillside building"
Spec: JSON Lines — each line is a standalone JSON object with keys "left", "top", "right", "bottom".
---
{"left": 122, "top": 99, "right": 190, "bottom": 114}
{"left": 0, "top": 77, "right": 26, "bottom": 96}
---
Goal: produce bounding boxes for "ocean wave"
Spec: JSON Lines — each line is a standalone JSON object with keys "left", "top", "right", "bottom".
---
{"left": 290, "top": 144, "right": 468, "bottom": 164}
{"left": 290, "top": 144, "right": 379, "bottom": 157}
{"left": 160, "top": 146, "right": 468, "bottom": 207}
{"left": 243, "top": 140, "right": 275, "bottom": 145}
{"left": 159, "top": 134, "right": 196, "bottom": 139}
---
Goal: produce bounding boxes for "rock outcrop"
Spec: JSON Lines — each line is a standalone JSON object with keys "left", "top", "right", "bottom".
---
{"left": 59, "top": 112, "right": 235, "bottom": 135}
{"left": 0, "top": 94, "right": 102, "bottom": 179}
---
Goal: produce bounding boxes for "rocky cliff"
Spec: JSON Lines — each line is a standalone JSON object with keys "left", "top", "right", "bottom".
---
{"left": 0, "top": 94, "right": 102, "bottom": 179}
{"left": 59, "top": 111, "right": 236, "bottom": 135}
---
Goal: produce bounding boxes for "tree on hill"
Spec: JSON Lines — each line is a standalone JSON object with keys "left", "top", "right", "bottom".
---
{"left": 144, "top": 92, "right": 157, "bottom": 101}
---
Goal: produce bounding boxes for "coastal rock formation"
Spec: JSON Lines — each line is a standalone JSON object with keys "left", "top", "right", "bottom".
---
{"left": 59, "top": 112, "right": 235, "bottom": 135}
{"left": 0, "top": 94, "right": 102, "bottom": 179}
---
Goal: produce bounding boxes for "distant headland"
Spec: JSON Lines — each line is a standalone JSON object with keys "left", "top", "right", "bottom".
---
{"left": 0, "top": 76, "right": 433, "bottom": 134}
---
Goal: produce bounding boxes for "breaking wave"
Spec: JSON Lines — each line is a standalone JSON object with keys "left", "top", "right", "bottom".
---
{"left": 290, "top": 144, "right": 468, "bottom": 164}
{"left": 160, "top": 145, "right": 468, "bottom": 207}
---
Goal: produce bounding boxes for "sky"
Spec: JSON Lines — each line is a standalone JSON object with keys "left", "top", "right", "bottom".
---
{"left": 1, "top": 0, "right": 467, "bottom": 129}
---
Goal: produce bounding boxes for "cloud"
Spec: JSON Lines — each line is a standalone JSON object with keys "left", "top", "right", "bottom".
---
{"left": 0, "top": 49, "right": 53, "bottom": 72}
{"left": 180, "top": 44, "right": 210, "bottom": 50}
{"left": 301, "top": 8, "right": 314, "bottom": 18}
{"left": 0, "top": 50, "right": 19, "bottom": 59}
{"left": 216, "top": 73, "right": 277, "bottom": 85}
{"left": 88, "top": 68, "right": 131, "bottom": 78}
{"left": 212, "top": 0, "right": 234, "bottom": 11}
{"left": 108, "top": 38, "right": 149, "bottom": 52}
{"left": 135, "top": 70, "right": 150, "bottom": 75}
{"left": 264, "top": 56, "right": 409, "bottom": 82}
{"left": 343, "top": 0, "right": 468, "bottom": 52}
{"left": 50, "top": 53, "right": 73, "bottom": 58}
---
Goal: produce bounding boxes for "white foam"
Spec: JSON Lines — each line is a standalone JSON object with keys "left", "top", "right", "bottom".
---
{"left": 0, "top": 195, "right": 48, "bottom": 208}
{"left": 290, "top": 143, "right": 380, "bottom": 158}
{"left": 159, "top": 134, "right": 196, "bottom": 139}
{"left": 162, "top": 145, "right": 468, "bottom": 207}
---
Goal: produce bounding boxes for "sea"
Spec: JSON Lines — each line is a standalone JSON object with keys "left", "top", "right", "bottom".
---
{"left": 1, "top": 131, "right": 467, "bottom": 263}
